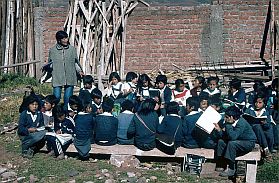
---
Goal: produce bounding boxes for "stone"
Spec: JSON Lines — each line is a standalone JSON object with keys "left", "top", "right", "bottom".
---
{"left": 166, "top": 163, "right": 172, "bottom": 171}
{"left": 1, "top": 171, "right": 17, "bottom": 180}
{"left": 135, "top": 172, "right": 142, "bottom": 177}
{"left": 120, "top": 179, "right": 127, "bottom": 182}
{"left": 142, "top": 163, "right": 152, "bottom": 168}
{"left": 177, "top": 177, "right": 182, "bottom": 181}
{"left": 104, "top": 173, "right": 111, "bottom": 177}
{"left": 137, "top": 177, "right": 147, "bottom": 183}
{"left": 149, "top": 176, "right": 157, "bottom": 182}
{"left": 66, "top": 170, "right": 79, "bottom": 177}
{"left": 29, "top": 174, "right": 38, "bottom": 183}
{"left": 105, "top": 179, "right": 115, "bottom": 183}
{"left": 17, "top": 177, "right": 26, "bottom": 181}
{"left": 0, "top": 167, "right": 7, "bottom": 175}
{"left": 127, "top": 172, "right": 136, "bottom": 178}
{"left": 127, "top": 177, "right": 137, "bottom": 183}
{"left": 68, "top": 180, "right": 76, "bottom": 183}
{"left": 94, "top": 174, "right": 101, "bottom": 178}
{"left": 110, "top": 155, "right": 140, "bottom": 168}
{"left": 173, "top": 166, "right": 181, "bottom": 173}
{"left": 167, "top": 171, "right": 174, "bottom": 175}
{"left": 84, "top": 181, "right": 94, "bottom": 183}
{"left": 101, "top": 169, "right": 109, "bottom": 174}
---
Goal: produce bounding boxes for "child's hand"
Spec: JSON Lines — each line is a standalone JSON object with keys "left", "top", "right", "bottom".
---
{"left": 213, "top": 123, "right": 221, "bottom": 132}
{"left": 56, "top": 130, "right": 62, "bottom": 134}
{"left": 28, "top": 128, "right": 37, "bottom": 133}
{"left": 154, "top": 96, "right": 160, "bottom": 103}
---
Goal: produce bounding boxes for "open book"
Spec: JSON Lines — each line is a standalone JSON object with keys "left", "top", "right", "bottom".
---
{"left": 242, "top": 113, "right": 267, "bottom": 124}
{"left": 195, "top": 106, "right": 222, "bottom": 134}
{"left": 149, "top": 88, "right": 160, "bottom": 99}
{"left": 46, "top": 132, "right": 73, "bottom": 145}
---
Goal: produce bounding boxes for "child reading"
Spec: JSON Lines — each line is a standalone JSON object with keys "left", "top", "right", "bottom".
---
{"left": 201, "top": 76, "right": 221, "bottom": 98}
{"left": 42, "top": 95, "right": 59, "bottom": 129}
{"left": 227, "top": 78, "right": 246, "bottom": 109}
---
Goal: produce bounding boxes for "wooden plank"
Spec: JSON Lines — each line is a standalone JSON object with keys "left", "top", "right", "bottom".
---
{"left": 245, "top": 161, "right": 257, "bottom": 183}
{"left": 3, "top": 0, "right": 11, "bottom": 73}
{"left": 0, "top": 60, "right": 40, "bottom": 69}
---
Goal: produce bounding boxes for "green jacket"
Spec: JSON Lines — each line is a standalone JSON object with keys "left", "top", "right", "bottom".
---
{"left": 48, "top": 44, "right": 82, "bottom": 87}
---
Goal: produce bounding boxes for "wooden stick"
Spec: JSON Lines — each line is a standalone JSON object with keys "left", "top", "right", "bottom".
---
{"left": 0, "top": 60, "right": 40, "bottom": 69}
{"left": 270, "top": 0, "right": 275, "bottom": 79}
{"left": 93, "top": 0, "right": 109, "bottom": 26}
{"left": 70, "top": 0, "right": 78, "bottom": 45}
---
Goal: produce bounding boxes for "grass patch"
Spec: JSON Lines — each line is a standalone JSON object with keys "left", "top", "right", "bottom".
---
{"left": 257, "top": 155, "right": 279, "bottom": 182}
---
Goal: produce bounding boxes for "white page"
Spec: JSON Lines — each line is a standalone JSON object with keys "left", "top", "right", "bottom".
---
{"left": 195, "top": 106, "right": 222, "bottom": 134}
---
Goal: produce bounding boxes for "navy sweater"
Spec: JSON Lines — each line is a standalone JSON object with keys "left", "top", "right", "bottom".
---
{"left": 18, "top": 110, "right": 45, "bottom": 136}
{"left": 182, "top": 112, "right": 201, "bottom": 147}
{"left": 54, "top": 117, "right": 75, "bottom": 134}
{"left": 117, "top": 111, "right": 134, "bottom": 144}
{"left": 94, "top": 112, "right": 118, "bottom": 145}
{"left": 74, "top": 112, "right": 95, "bottom": 140}
{"left": 157, "top": 115, "right": 183, "bottom": 147}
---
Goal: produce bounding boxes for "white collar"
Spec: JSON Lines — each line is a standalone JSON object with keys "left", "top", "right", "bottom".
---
{"left": 233, "top": 90, "right": 238, "bottom": 96}
{"left": 92, "top": 101, "right": 102, "bottom": 108}
{"left": 99, "top": 112, "right": 113, "bottom": 116}
{"left": 43, "top": 110, "right": 52, "bottom": 117}
{"left": 250, "top": 107, "right": 266, "bottom": 117}
{"left": 204, "top": 88, "right": 220, "bottom": 95}
{"left": 27, "top": 111, "right": 38, "bottom": 122}
{"left": 188, "top": 111, "right": 199, "bottom": 116}
{"left": 168, "top": 114, "right": 180, "bottom": 117}
{"left": 78, "top": 112, "right": 90, "bottom": 115}
{"left": 198, "top": 108, "right": 205, "bottom": 112}
{"left": 83, "top": 87, "right": 94, "bottom": 93}
{"left": 232, "top": 119, "right": 239, "bottom": 127}
{"left": 122, "top": 110, "right": 134, "bottom": 114}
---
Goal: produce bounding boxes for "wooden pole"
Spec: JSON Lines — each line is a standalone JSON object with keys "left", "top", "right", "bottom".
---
{"left": 270, "top": 0, "right": 275, "bottom": 79}
{"left": 4, "top": 0, "right": 11, "bottom": 73}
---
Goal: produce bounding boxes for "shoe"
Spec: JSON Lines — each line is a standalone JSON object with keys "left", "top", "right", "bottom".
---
{"left": 219, "top": 168, "right": 236, "bottom": 177}
{"left": 22, "top": 148, "right": 34, "bottom": 159}
{"left": 56, "top": 153, "right": 65, "bottom": 160}
{"left": 263, "top": 148, "right": 270, "bottom": 157}
{"left": 47, "top": 150, "right": 55, "bottom": 157}
{"left": 271, "top": 149, "right": 277, "bottom": 154}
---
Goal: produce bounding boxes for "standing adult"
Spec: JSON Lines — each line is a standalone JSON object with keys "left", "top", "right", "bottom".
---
{"left": 48, "top": 30, "right": 84, "bottom": 109}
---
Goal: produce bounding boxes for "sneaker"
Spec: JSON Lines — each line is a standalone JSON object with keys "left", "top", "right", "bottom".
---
{"left": 56, "top": 153, "right": 65, "bottom": 160}
{"left": 22, "top": 148, "right": 34, "bottom": 159}
{"left": 271, "top": 149, "right": 277, "bottom": 154}
{"left": 219, "top": 168, "right": 236, "bottom": 177}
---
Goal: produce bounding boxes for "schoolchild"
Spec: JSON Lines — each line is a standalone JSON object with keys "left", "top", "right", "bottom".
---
{"left": 127, "top": 98, "right": 159, "bottom": 151}
{"left": 123, "top": 72, "right": 138, "bottom": 101}
{"left": 200, "top": 76, "right": 221, "bottom": 98}
{"left": 190, "top": 76, "right": 206, "bottom": 97}
{"left": 46, "top": 105, "right": 75, "bottom": 159}
{"left": 94, "top": 98, "right": 118, "bottom": 145}
{"left": 155, "top": 74, "right": 172, "bottom": 116}
{"left": 79, "top": 75, "right": 95, "bottom": 106}
{"left": 244, "top": 93, "right": 276, "bottom": 155}
{"left": 172, "top": 79, "right": 191, "bottom": 117}
{"left": 74, "top": 102, "right": 95, "bottom": 161}
{"left": 106, "top": 72, "right": 124, "bottom": 101}
{"left": 42, "top": 95, "right": 59, "bottom": 128}
{"left": 137, "top": 74, "right": 153, "bottom": 101}
{"left": 67, "top": 95, "right": 83, "bottom": 118}
{"left": 247, "top": 80, "right": 267, "bottom": 107}
{"left": 198, "top": 92, "right": 209, "bottom": 112}
{"left": 18, "top": 95, "right": 46, "bottom": 158}
{"left": 181, "top": 96, "right": 201, "bottom": 148}
{"left": 90, "top": 88, "right": 103, "bottom": 116}
{"left": 227, "top": 78, "right": 246, "bottom": 109}
{"left": 214, "top": 106, "right": 256, "bottom": 177}
{"left": 117, "top": 100, "right": 135, "bottom": 145}
{"left": 157, "top": 101, "right": 183, "bottom": 148}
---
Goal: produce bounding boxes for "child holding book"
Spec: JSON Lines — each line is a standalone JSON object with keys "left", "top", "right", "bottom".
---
{"left": 106, "top": 72, "right": 124, "bottom": 102}
{"left": 42, "top": 95, "right": 59, "bottom": 128}
{"left": 214, "top": 106, "right": 256, "bottom": 177}
{"left": 123, "top": 72, "right": 138, "bottom": 101}
{"left": 18, "top": 95, "right": 46, "bottom": 158}
{"left": 244, "top": 93, "right": 276, "bottom": 155}
{"left": 227, "top": 78, "right": 246, "bottom": 109}
{"left": 46, "top": 105, "right": 75, "bottom": 159}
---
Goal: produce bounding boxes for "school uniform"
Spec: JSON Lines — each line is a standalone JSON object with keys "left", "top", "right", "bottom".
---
{"left": 18, "top": 110, "right": 46, "bottom": 154}
{"left": 127, "top": 112, "right": 159, "bottom": 151}
{"left": 107, "top": 82, "right": 124, "bottom": 101}
{"left": 94, "top": 112, "right": 118, "bottom": 146}
{"left": 172, "top": 89, "right": 191, "bottom": 117}
{"left": 201, "top": 88, "right": 221, "bottom": 98}
{"left": 228, "top": 88, "right": 246, "bottom": 108}
{"left": 244, "top": 107, "right": 274, "bottom": 151}
{"left": 123, "top": 82, "right": 137, "bottom": 101}
{"left": 137, "top": 86, "right": 150, "bottom": 100}
{"left": 42, "top": 110, "right": 54, "bottom": 127}
{"left": 159, "top": 86, "right": 172, "bottom": 116}
{"left": 74, "top": 112, "right": 95, "bottom": 159}
{"left": 190, "top": 87, "right": 201, "bottom": 97}
{"left": 91, "top": 101, "right": 102, "bottom": 117}
{"left": 157, "top": 114, "right": 183, "bottom": 148}
{"left": 79, "top": 87, "right": 95, "bottom": 106}
{"left": 117, "top": 110, "right": 134, "bottom": 145}
{"left": 46, "top": 117, "right": 75, "bottom": 156}
{"left": 216, "top": 117, "right": 257, "bottom": 165}
{"left": 182, "top": 111, "right": 201, "bottom": 148}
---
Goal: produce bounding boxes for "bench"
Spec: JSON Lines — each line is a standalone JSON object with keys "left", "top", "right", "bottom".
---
{"left": 66, "top": 144, "right": 261, "bottom": 183}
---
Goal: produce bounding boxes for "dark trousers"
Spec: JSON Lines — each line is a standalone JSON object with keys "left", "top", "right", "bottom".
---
{"left": 216, "top": 139, "right": 255, "bottom": 163}
{"left": 46, "top": 135, "right": 72, "bottom": 156}
{"left": 252, "top": 124, "right": 274, "bottom": 151}
{"left": 272, "top": 123, "right": 279, "bottom": 147}
{"left": 74, "top": 138, "right": 91, "bottom": 158}
{"left": 20, "top": 131, "right": 46, "bottom": 153}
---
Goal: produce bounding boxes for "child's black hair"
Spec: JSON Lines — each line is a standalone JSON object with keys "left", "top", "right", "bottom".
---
{"left": 208, "top": 96, "right": 221, "bottom": 107}
{"left": 225, "top": 106, "right": 242, "bottom": 120}
{"left": 156, "top": 74, "right": 168, "bottom": 85}
{"left": 56, "top": 30, "right": 68, "bottom": 43}
{"left": 271, "top": 78, "right": 278, "bottom": 91}
{"left": 52, "top": 104, "right": 65, "bottom": 119}
{"left": 121, "top": 99, "right": 134, "bottom": 112}
{"left": 253, "top": 92, "right": 267, "bottom": 107}
{"left": 102, "top": 98, "right": 114, "bottom": 112}
{"left": 109, "top": 72, "right": 121, "bottom": 82}
{"left": 138, "top": 98, "right": 156, "bottom": 115}
{"left": 91, "top": 88, "right": 102, "bottom": 99}
{"left": 186, "top": 96, "right": 200, "bottom": 111}
{"left": 137, "top": 74, "right": 152, "bottom": 89}
{"left": 83, "top": 75, "right": 94, "bottom": 85}
{"left": 229, "top": 78, "right": 241, "bottom": 90}
{"left": 25, "top": 95, "right": 39, "bottom": 106}
{"left": 125, "top": 72, "right": 138, "bottom": 82}
{"left": 69, "top": 95, "right": 83, "bottom": 111}
{"left": 253, "top": 80, "right": 266, "bottom": 93}
{"left": 195, "top": 76, "right": 206, "bottom": 89}
{"left": 166, "top": 101, "right": 179, "bottom": 115}
{"left": 175, "top": 79, "right": 184, "bottom": 89}
{"left": 199, "top": 91, "right": 209, "bottom": 101}
{"left": 207, "top": 76, "right": 219, "bottom": 85}
{"left": 44, "top": 95, "right": 59, "bottom": 106}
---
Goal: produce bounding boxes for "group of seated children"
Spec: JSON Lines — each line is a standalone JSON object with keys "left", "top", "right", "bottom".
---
{"left": 18, "top": 72, "right": 278, "bottom": 177}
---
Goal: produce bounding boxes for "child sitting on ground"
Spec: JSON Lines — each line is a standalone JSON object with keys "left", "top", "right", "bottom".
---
{"left": 42, "top": 95, "right": 59, "bottom": 129}
{"left": 201, "top": 76, "right": 221, "bottom": 99}
{"left": 117, "top": 100, "right": 135, "bottom": 145}
{"left": 74, "top": 103, "right": 95, "bottom": 161}
{"left": 46, "top": 105, "right": 75, "bottom": 159}
{"left": 91, "top": 88, "right": 103, "bottom": 116}
{"left": 155, "top": 74, "right": 172, "bottom": 116}
{"left": 227, "top": 78, "right": 246, "bottom": 109}
{"left": 18, "top": 95, "right": 46, "bottom": 158}
{"left": 190, "top": 76, "right": 206, "bottom": 97}
{"left": 94, "top": 98, "right": 118, "bottom": 146}
{"left": 123, "top": 71, "right": 138, "bottom": 101}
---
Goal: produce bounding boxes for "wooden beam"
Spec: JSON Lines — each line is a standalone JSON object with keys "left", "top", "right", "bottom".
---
{"left": 0, "top": 60, "right": 40, "bottom": 69}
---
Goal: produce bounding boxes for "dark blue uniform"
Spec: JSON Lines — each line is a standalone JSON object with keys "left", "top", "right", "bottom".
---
{"left": 182, "top": 112, "right": 201, "bottom": 148}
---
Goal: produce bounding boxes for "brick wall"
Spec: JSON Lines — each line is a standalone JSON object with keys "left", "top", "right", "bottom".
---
{"left": 40, "top": 0, "right": 278, "bottom": 73}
